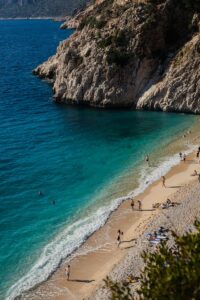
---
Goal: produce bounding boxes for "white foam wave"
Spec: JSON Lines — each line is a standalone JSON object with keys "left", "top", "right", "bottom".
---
{"left": 6, "top": 144, "right": 196, "bottom": 300}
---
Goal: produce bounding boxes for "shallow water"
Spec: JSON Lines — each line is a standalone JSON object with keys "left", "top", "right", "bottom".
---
{"left": 0, "top": 20, "right": 196, "bottom": 299}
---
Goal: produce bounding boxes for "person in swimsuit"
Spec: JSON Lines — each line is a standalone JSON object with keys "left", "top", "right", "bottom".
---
{"left": 117, "top": 230, "right": 123, "bottom": 247}
{"left": 66, "top": 265, "right": 70, "bottom": 281}
{"left": 138, "top": 200, "right": 142, "bottom": 211}
{"left": 146, "top": 155, "right": 150, "bottom": 166}
{"left": 131, "top": 199, "right": 134, "bottom": 211}
{"left": 162, "top": 176, "right": 166, "bottom": 188}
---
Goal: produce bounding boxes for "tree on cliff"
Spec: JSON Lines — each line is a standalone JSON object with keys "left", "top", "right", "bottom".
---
{"left": 105, "top": 220, "right": 200, "bottom": 300}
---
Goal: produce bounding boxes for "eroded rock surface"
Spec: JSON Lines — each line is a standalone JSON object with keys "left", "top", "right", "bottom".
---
{"left": 34, "top": 0, "right": 200, "bottom": 113}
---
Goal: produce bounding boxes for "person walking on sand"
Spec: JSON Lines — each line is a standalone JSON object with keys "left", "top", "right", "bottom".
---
{"left": 179, "top": 152, "right": 182, "bottom": 160}
{"left": 117, "top": 230, "right": 123, "bottom": 247}
{"left": 65, "top": 265, "right": 70, "bottom": 281}
{"left": 162, "top": 176, "right": 166, "bottom": 188}
{"left": 196, "top": 151, "right": 199, "bottom": 159}
{"left": 198, "top": 174, "right": 200, "bottom": 183}
{"left": 183, "top": 154, "right": 186, "bottom": 162}
{"left": 138, "top": 200, "right": 142, "bottom": 211}
{"left": 131, "top": 199, "right": 135, "bottom": 211}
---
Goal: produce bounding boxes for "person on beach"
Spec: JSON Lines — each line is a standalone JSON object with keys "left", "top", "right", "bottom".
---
{"left": 117, "top": 230, "right": 123, "bottom": 247}
{"left": 138, "top": 200, "right": 142, "bottom": 211}
{"left": 196, "top": 151, "right": 199, "bottom": 159}
{"left": 162, "top": 176, "right": 166, "bottom": 188}
{"left": 183, "top": 154, "right": 186, "bottom": 162}
{"left": 131, "top": 199, "right": 135, "bottom": 211}
{"left": 198, "top": 174, "right": 200, "bottom": 183}
{"left": 65, "top": 265, "right": 70, "bottom": 281}
{"left": 179, "top": 152, "right": 182, "bottom": 160}
{"left": 166, "top": 198, "right": 171, "bottom": 205}
{"left": 146, "top": 155, "right": 150, "bottom": 166}
{"left": 191, "top": 170, "right": 198, "bottom": 176}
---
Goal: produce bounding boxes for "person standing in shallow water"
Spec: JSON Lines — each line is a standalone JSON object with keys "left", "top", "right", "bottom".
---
{"left": 146, "top": 155, "right": 150, "bottom": 166}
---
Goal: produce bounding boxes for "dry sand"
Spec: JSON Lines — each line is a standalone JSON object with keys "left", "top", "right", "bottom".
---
{"left": 21, "top": 131, "right": 200, "bottom": 300}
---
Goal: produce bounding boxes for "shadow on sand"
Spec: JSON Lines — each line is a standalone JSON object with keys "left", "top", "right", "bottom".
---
{"left": 167, "top": 185, "right": 183, "bottom": 188}
{"left": 69, "top": 279, "right": 95, "bottom": 283}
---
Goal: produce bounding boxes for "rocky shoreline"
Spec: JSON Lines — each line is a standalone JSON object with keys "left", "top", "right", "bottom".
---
{"left": 34, "top": 0, "right": 200, "bottom": 113}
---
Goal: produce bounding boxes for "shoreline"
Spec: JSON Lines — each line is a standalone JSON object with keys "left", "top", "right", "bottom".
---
{"left": 12, "top": 123, "right": 200, "bottom": 300}
{"left": 91, "top": 179, "right": 200, "bottom": 300}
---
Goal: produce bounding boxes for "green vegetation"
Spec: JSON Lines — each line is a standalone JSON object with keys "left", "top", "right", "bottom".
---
{"left": 98, "top": 30, "right": 128, "bottom": 49}
{"left": 106, "top": 48, "right": 133, "bottom": 67}
{"left": 181, "top": 0, "right": 200, "bottom": 10}
{"left": 79, "top": 16, "right": 107, "bottom": 30}
{"left": 97, "top": 30, "right": 132, "bottom": 66}
{"left": 106, "top": 220, "right": 200, "bottom": 300}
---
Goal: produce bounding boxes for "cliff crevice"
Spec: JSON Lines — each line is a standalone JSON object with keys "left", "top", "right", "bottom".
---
{"left": 34, "top": 0, "right": 200, "bottom": 113}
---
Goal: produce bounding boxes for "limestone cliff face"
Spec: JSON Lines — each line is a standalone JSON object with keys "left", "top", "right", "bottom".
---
{"left": 34, "top": 0, "right": 200, "bottom": 113}
{"left": 137, "top": 34, "right": 200, "bottom": 113}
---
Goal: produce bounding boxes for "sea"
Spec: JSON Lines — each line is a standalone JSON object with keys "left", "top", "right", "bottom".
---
{"left": 0, "top": 20, "right": 197, "bottom": 299}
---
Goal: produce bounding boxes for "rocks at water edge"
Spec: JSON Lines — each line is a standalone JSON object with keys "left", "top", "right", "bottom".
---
{"left": 33, "top": 0, "right": 200, "bottom": 113}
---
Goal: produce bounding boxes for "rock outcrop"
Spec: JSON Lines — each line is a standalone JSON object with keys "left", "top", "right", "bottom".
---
{"left": 34, "top": 0, "right": 200, "bottom": 113}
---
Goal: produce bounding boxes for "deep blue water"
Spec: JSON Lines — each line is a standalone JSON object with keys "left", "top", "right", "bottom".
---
{"left": 0, "top": 20, "right": 195, "bottom": 299}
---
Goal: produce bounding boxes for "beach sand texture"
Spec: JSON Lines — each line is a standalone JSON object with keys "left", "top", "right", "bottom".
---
{"left": 21, "top": 131, "right": 200, "bottom": 300}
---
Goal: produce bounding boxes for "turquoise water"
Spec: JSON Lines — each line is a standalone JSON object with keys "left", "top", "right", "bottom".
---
{"left": 0, "top": 20, "right": 195, "bottom": 299}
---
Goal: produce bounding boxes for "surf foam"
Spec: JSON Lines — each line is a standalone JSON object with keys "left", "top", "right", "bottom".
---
{"left": 6, "top": 144, "right": 196, "bottom": 300}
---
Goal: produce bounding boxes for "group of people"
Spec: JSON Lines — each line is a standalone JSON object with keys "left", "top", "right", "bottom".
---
{"left": 153, "top": 198, "right": 180, "bottom": 209}
{"left": 117, "top": 200, "right": 142, "bottom": 247}
{"left": 179, "top": 152, "right": 187, "bottom": 162}
{"left": 191, "top": 147, "right": 200, "bottom": 182}
{"left": 131, "top": 199, "right": 142, "bottom": 211}
{"left": 65, "top": 145, "right": 200, "bottom": 281}
{"left": 146, "top": 226, "right": 169, "bottom": 245}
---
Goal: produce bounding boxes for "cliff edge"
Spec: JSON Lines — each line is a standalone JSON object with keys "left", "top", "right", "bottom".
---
{"left": 34, "top": 0, "right": 200, "bottom": 113}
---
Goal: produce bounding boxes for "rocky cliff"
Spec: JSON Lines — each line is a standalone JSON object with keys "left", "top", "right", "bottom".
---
{"left": 34, "top": 0, "right": 200, "bottom": 113}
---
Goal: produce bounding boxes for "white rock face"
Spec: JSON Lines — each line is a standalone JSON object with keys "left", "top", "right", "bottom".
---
{"left": 137, "top": 34, "right": 200, "bottom": 113}
{"left": 34, "top": 0, "right": 200, "bottom": 114}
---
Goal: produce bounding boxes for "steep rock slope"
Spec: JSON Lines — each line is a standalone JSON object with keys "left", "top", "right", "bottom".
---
{"left": 34, "top": 0, "right": 200, "bottom": 113}
{"left": 0, "top": 0, "right": 89, "bottom": 18}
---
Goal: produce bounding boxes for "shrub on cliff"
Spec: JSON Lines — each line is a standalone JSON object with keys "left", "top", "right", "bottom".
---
{"left": 106, "top": 48, "right": 133, "bottom": 66}
{"left": 105, "top": 220, "right": 200, "bottom": 300}
{"left": 78, "top": 16, "right": 107, "bottom": 30}
{"left": 98, "top": 30, "right": 128, "bottom": 49}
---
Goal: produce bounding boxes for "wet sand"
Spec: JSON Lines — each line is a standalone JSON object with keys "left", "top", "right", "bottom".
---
{"left": 22, "top": 131, "right": 200, "bottom": 300}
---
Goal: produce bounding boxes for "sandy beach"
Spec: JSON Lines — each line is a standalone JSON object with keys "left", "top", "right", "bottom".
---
{"left": 20, "top": 131, "right": 200, "bottom": 300}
